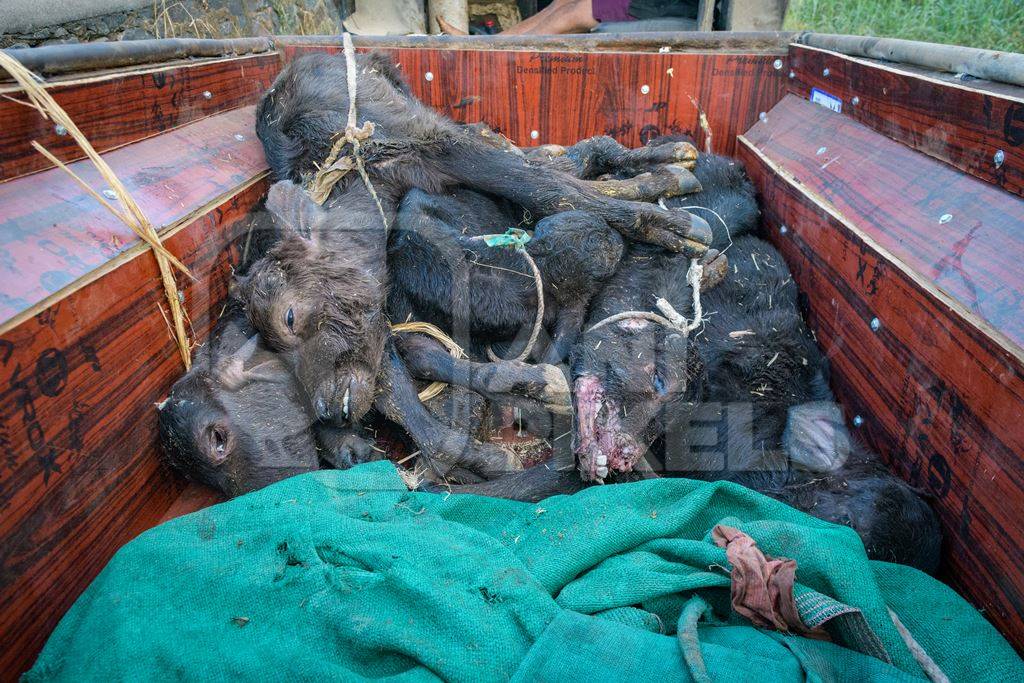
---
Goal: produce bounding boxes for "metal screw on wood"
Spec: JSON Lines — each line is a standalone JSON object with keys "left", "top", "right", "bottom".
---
{"left": 640, "top": 84, "right": 650, "bottom": 94}
{"left": 203, "top": 91, "right": 212, "bottom": 99}
{"left": 779, "top": 225, "right": 788, "bottom": 235}
{"left": 994, "top": 150, "right": 1006, "bottom": 168}
{"left": 759, "top": 112, "right": 767, "bottom": 121}
{"left": 234, "top": 134, "right": 245, "bottom": 141}
{"left": 852, "top": 96, "right": 860, "bottom": 106}
{"left": 822, "top": 68, "right": 830, "bottom": 77}
{"left": 773, "top": 59, "right": 783, "bottom": 70}
{"left": 530, "top": 130, "right": 539, "bottom": 140}
{"left": 102, "top": 189, "right": 118, "bottom": 200}
{"left": 424, "top": 71, "right": 434, "bottom": 81}
{"left": 870, "top": 317, "right": 881, "bottom": 332}
{"left": 54, "top": 125, "right": 67, "bottom": 136}
{"left": 853, "top": 415, "right": 864, "bottom": 427}
{"left": 788, "top": 70, "right": 795, "bottom": 79}
{"left": 939, "top": 213, "right": 953, "bottom": 224}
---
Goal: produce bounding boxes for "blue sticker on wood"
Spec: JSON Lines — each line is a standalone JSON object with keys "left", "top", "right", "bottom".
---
{"left": 810, "top": 87, "right": 843, "bottom": 113}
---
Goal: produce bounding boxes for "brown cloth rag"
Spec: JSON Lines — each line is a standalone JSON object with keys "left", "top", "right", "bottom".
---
{"left": 712, "top": 524, "right": 818, "bottom": 635}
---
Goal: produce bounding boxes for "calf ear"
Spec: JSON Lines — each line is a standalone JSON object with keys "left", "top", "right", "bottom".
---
{"left": 266, "top": 181, "right": 321, "bottom": 245}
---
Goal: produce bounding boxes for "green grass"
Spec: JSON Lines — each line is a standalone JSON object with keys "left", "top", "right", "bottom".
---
{"left": 784, "top": 0, "right": 1024, "bottom": 54}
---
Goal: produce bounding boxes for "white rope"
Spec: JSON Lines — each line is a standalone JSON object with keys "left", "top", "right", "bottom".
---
{"left": 587, "top": 258, "right": 704, "bottom": 335}
{"left": 307, "top": 33, "right": 389, "bottom": 231}
{"left": 342, "top": 32, "right": 359, "bottom": 131}
{"left": 342, "top": 32, "right": 389, "bottom": 232}
{"left": 887, "top": 607, "right": 950, "bottom": 683}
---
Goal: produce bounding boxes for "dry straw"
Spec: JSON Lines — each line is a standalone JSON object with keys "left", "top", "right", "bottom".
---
{"left": 0, "top": 51, "right": 194, "bottom": 369}
{"left": 390, "top": 321, "right": 466, "bottom": 402}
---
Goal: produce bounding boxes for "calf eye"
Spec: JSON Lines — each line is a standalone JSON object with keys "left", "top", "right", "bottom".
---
{"left": 285, "top": 307, "right": 295, "bottom": 332}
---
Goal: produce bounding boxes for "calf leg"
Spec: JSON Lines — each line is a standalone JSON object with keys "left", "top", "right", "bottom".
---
{"left": 375, "top": 340, "right": 515, "bottom": 480}
{"left": 580, "top": 164, "right": 701, "bottom": 202}
{"left": 446, "top": 141, "right": 711, "bottom": 255}
{"left": 367, "top": 133, "right": 712, "bottom": 255}
{"left": 396, "top": 332, "right": 571, "bottom": 413}
{"left": 537, "top": 303, "right": 588, "bottom": 365}
{"left": 525, "top": 135, "right": 698, "bottom": 178}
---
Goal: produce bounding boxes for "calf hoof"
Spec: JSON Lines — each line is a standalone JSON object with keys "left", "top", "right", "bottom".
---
{"left": 630, "top": 203, "right": 711, "bottom": 256}
{"left": 664, "top": 163, "right": 702, "bottom": 196}
{"left": 699, "top": 249, "right": 729, "bottom": 292}
{"left": 677, "top": 211, "right": 713, "bottom": 255}
{"left": 315, "top": 426, "right": 379, "bottom": 469}
{"left": 669, "top": 141, "right": 698, "bottom": 167}
{"left": 538, "top": 364, "right": 572, "bottom": 414}
{"left": 464, "top": 440, "right": 521, "bottom": 479}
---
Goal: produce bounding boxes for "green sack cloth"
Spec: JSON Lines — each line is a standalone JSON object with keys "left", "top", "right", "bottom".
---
{"left": 27, "top": 462, "right": 1023, "bottom": 682}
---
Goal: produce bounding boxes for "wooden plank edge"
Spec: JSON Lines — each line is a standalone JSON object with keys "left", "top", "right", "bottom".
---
{"left": 0, "top": 170, "right": 269, "bottom": 338}
{"left": 0, "top": 53, "right": 280, "bottom": 184}
{"left": 790, "top": 43, "right": 1024, "bottom": 105}
{"left": 736, "top": 133, "right": 1024, "bottom": 367}
{"left": 0, "top": 52, "right": 278, "bottom": 95}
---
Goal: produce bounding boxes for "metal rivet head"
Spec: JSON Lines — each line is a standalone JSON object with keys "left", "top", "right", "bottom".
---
{"left": 102, "top": 189, "right": 118, "bottom": 200}
{"left": 234, "top": 133, "right": 245, "bottom": 141}
{"left": 779, "top": 225, "right": 788, "bottom": 234}
{"left": 788, "top": 70, "right": 795, "bottom": 79}
{"left": 994, "top": 150, "right": 1006, "bottom": 168}
{"left": 939, "top": 213, "right": 953, "bottom": 224}
{"left": 853, "top": 415, "right": 864, "bottom": 427}
{"left": 424, "top": 71, "right": 434, "bottom": 81}
{"left": 822, "top": 68, "right": 830, "bottom": 77}
{"left": 869, "top": 317, "right": 881, "bottom": 332}
{"left": 530, "top": 130, "right": 539, "bottom": 140}
{"left": 816, "top": 146, "right": 827, "bottom": 156}
{"left": 203, "top": 90, "right": 212, "bottom": 99}
{"left": 759, "top": 112, "right": 767, "bottom": 121}
{"left": 851, "top": 96, "right": 860, "bottom": 106}
{"left": 773, "top": 59, "right": 783, "bottom": 70}
{"left": 640, "top": 84, "right": 650, "bottom": 95}
{"left": 54, "top": 124, "right": 67, "bottom": 136}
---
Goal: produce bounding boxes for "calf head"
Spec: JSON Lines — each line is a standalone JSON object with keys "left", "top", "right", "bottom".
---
{"left": 236, "top": 181, "right": 387, "bottom": 425}
{"left": 158, "top": 335, "right": 319, "bottom": 497}
{"left": 570, "top": 318, "right": 703, "bottom": 482}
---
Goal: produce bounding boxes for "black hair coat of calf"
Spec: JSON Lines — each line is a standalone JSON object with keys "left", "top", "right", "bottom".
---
{"left": 239, "top": 51, "right": 710, "bottom": 479}
{"left": 157, "top": 301, "right": 376, "bottom": 497}
{"left": 388, "top": 187, "right": 625, "bottom": 364}
{"left": 563, "top": 151, "right": 940, "bottom": 572}
{"left": 685, "top": 234, "right": 942, "bottom": 573}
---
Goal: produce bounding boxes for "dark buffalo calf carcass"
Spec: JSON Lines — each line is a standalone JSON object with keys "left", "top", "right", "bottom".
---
{"left": 673, "top": 235, "right": 941, "bottom": 572}
{"left": 157, "top": 303, "right": 375, "bottom": 497}
{"left": 569, "top": 244, "right": 726, "bottom": 481}
{"left": 246, "top": 51, "right": 710, "bottom": 424}
{"left": 236, "top": 182, "right": 565, "bottom": 480}
{"left": 388, "top": 187, "right": 625, "bottom": 363}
